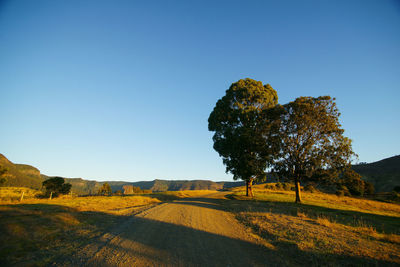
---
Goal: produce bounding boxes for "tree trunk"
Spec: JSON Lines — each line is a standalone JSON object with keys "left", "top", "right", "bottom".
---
{"left": 246, "top": 178, "right": 254, "bottom": 198}
{"left": 294, "top": 177, "right": 302, "bottom": 203}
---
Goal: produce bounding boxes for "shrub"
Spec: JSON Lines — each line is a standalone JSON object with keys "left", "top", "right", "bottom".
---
{"left": 304, "top": 183, "right": 317, "bottom": 193}
{"left": 364, "top": 182, "right": 375, "bottom": 195}
{"left": 265, "top": 183, "right": 276, "bottom": 190}
{"left": 336, "top": 185, "right": 351, "bottom": 197}
{"left": 282, "top": 182, "right": 294, "bottom": 191}
{"left": 393, "top": 186, "right": 400, "bottom": 193}
{"left": 275, "top": 182, "right": 284, "bottom": 190}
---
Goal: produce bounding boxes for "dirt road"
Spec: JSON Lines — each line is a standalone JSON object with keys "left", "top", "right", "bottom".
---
{"left": 75, "top": 193, "right": 277, "bottom": 266}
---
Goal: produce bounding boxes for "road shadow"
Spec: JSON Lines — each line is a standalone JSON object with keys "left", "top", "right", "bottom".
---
{"left": 0, "top": 203, "right": 398, "bottom": 266}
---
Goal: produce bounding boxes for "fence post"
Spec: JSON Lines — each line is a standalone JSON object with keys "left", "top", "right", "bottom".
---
{"left": 49, "top": 192, "right": 53, "bottom": 200}
{"left": 20, "top": 191, "right": 24, "bottom": 201}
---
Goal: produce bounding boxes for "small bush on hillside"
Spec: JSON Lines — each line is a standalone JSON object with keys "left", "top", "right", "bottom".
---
{"left": 275, "top": 182, "right": 284, "bottom": 190}
{"left": 304, "top": 183, "right": 317, "bottom": 193}
{"left": 364, "top": 182, "right": 375, "bottom": 195}
{"left": 336, "top": 185, "right": 351, "bottom": 197}
{"left": 282, "top": 182, "right": 294, "bottom": 191}
{"left": 265, "top": 183, "right": 276, "bottom": 190}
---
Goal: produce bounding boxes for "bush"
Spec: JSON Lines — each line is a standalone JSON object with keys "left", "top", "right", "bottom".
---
{"left": 338, "top": 169, "right": 372, "bottom": 196}
{"left": 364, "top": 182, "right": 375, "bottom": 195}
{"left": 282, "top": 182, "right": 294, "bottom": 191}
{"left": 265, "top": 183, "right": 276, "bottom": 190}
{"left": 336, "top": 185, "right": 351, "bottom": 197}
{"left": 393, "top": 186, "right": 400, "bottom": 193}
{"left": 275, "top": 182, "right": 284, "bottom": 190}
{"left": 304, "top": 183, "right": 317, "bottom": 193}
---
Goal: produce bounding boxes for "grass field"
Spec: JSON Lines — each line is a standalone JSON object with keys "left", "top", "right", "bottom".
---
{"left": 1, "top": 186, "right": 400, "bottom": 265}
{"left": 0, "top": 188, "right": 213, "bottom": 266}
{"left": 227, "top": 184, "right": 400, "bottom": 265}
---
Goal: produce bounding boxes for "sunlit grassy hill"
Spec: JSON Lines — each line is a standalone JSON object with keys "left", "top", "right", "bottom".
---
{"left": 353, "top": 155, "right": 400, "bottom": 192}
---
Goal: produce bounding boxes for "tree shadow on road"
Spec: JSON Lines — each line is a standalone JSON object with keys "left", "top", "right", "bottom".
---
{"left": 0, "top": 203, "right": 398, "bottom": 266}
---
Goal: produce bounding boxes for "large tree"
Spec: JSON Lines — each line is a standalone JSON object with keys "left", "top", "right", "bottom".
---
{"left": 208, "top": 78, "right": 278, "bottom": 197}
{"left": 267, "top": 96, "right": 356, "bottom": 203}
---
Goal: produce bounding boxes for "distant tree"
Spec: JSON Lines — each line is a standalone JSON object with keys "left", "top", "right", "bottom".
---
{"left": 338, "top": 169, "right": 375, "bottom": 196}
{"left": 208, "top": 78, "right": 278, "bottom": 197}
{"left": 364, "top": 180, "right": 375, "bottom": 195}
{"left": 267, "top": 96, "right": 356, "bottom": 203}
{"left": 98, "top": 183, "right": 112, "bottom": 196}
{"left": 0, "top": 165, "right": 8, "bottom": 186}
{"left": 42, "top": 177, "right": 72, "bottom": 197}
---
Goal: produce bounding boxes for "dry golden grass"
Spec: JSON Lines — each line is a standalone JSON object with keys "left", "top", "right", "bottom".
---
{"left": 0, "top": 189, "right": 213, "bottom": 265}
{"left": 228, "top": 186, "right": 400, "bottom": 265}
{"left": 0, "top": 187, "right": 41, "bottom": 201}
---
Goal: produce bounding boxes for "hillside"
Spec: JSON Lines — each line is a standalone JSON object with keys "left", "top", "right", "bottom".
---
{"left": 0, "top": 154, "right": 44, "bottom": 189}
{"left": 353, "top": 155, "right": 400, "bottom": 192}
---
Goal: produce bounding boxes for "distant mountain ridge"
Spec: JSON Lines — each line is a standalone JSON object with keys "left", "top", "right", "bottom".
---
{"left": 2, "top": 153, "right": 398, "bottom": 194}
{"left": 0, "top": 154, "right": 242, "bottom": 194}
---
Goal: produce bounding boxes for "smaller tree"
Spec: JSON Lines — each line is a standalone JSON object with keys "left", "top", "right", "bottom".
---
{"left": 98, "top": 183, "right": 112, "bottom": 196}
{"left": 42, "top": 177, "right": 72, "bottom": 197}
{"left": 267, "top": 96, "right": 356, "bottom": 203}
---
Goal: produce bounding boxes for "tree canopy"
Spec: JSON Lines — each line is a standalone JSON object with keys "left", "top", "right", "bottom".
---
{"left": 98, "top": 182, "right": 112, "bottom": 196}
{"left": 208, "top": 78, "right": 278, "bottom": 197}
{"left": 267, "top": 96, "right": 356, "bottom": 202}
{"left": 42, "top": 177, "right": 72, "bottom": 197}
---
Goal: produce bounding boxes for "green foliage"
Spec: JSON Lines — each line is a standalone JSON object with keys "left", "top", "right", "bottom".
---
{"left": 42, "top": 177, "right": 72, "bottom": 197}
{"left": 0, "top": 165, "right": 8, "bottom": 186}
{"left": 267, "top": 96, "right": 356, "bottom": 202}
{"left": 336, "top": 185, "right": 351, "bottom": 197}
{"left": 208, "top": 78, "right": 278, "bottom": 196}
{"left": 338, "top": 169, "right": 374, "bottom": 196}
{"left": 304, "top": 183, "right": 317, "bottom": 193}
{"left": 98, "top": 183, "right": 112, "bottom": 196}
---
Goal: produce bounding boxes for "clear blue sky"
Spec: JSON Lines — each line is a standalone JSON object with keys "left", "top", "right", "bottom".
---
{"left": 1, "top": 0, "right": 399, "bottom": 182}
